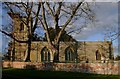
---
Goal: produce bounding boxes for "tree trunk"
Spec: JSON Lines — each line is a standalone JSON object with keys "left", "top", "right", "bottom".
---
{"left": 25, "top": 36, "right": 31, "bottom": 62}
{"left": 53, "top": 42, "right": 59, "bottom": 62}
{"left": 25, "top": 12, "right": 32, "bottom": 62}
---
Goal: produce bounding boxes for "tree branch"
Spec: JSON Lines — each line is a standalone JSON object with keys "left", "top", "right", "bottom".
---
{"left": 55, "top": 2, "right": 83, "bottom": 43}
{"left": 5, "top": 2, "right": 27, "bottom": 26}
{"left": 46, "top": 2, "right": 55, "bottom": 17}
{"left": 55, "top": 2, "right": 62, "bottom": 16}
{"left": 4, "top": 2, "right": 14, "bottom": 13}
{"left": 41, "top": 3, "right": 53, "bottom": 45}
{"left": 0, "top": 29, "right": 27, "bottom": 43}
{"left": 32, "top": 2, "right": 41, "bottom": 33}
{"left": 67, "top": 25, "right": 87, "bottom": 34}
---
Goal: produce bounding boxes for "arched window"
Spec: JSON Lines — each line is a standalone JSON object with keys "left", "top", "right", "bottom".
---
{"left": 65, "top": 47, "right": 74, "bottom": 62}
{"left": 20, "top": 23, "right": 24, "bottom": 31}
{"left": 41, "top": 47, "right": 50, "bottom": 62}
{"left": 96, "top": 50, "right": 101, "bottom": 60}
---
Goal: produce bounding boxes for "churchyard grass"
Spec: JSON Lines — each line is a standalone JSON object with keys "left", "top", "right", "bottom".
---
{"left": 2, "top": 68, "right": 120, "bottom": 79}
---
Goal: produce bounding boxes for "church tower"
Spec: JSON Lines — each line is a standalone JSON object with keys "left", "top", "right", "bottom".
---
{"left": 8, "top": 13, "right": 29, "bottom": 61}
{"left": 8, "top": 13, "right": 28, "bottom": 41}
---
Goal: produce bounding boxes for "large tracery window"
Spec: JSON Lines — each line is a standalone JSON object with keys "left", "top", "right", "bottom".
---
{"left": 65, "top": 47, "right": 74, "bottom": 62}
{"left": 41, "top": 47, "right": 50, "bottom": 62}
{"left": 96, "top": 50, "right": 101, "bottom": 60}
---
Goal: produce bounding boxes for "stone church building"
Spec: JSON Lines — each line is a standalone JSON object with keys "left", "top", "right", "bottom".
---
{"left": 8, "top": 13, "right": 114, "bottom": 63}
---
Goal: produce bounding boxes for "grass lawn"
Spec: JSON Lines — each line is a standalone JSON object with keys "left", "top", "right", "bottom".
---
{"left": 2, "top": 68, "right": 120, "bottom": 79}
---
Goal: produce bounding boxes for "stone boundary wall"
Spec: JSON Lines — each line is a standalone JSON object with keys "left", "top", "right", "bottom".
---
{"left": 2, "top": 61, "right": 120, "bottom": 75}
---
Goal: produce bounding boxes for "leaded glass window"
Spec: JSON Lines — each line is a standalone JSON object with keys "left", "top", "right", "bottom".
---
{"left": 41, "top": 47, "right": 50, "bottom": 62}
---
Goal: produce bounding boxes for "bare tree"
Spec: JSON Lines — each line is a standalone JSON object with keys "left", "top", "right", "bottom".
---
{"left": 103, "top": 22, "right": 119, "bottom": 41}
{"left": 1, "top": 2, "right": 41, "bottom": 61}
{"left": 1, "top": 1, "right": 95, "bottom": 62}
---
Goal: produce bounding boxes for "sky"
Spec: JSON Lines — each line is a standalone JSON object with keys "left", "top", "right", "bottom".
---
{"left": 0, "top": 2, "right": 119, "bottom": 57}
{"left": 71, "top": 2, "right": 119, "bottom": 56}
{"left": 72, "top": 2, "right": 118, "bottom": 40}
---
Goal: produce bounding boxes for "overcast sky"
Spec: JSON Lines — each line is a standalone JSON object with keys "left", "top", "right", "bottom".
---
{"left": 0, "top": 2, "right": 119, "bottom": 56}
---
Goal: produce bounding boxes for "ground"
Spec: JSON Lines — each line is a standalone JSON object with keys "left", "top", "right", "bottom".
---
{"left": 2, "top": 68, "right": 120, "bottom": 79}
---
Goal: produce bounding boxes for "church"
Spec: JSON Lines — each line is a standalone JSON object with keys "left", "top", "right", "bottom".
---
{"left": 7, "top": 13, "right": 114, "bottom": 63}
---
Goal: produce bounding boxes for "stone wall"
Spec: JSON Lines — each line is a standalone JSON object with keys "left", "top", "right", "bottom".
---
{"left": 3, "top": 61, "right": 120, "bottom": 75}
{"left": 12, "top": 41, "right": 113, "bottom": 62}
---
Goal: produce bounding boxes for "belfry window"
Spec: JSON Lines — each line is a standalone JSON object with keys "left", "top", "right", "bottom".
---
{"left": 20, "top": 23, "right": 24, "bottom": 31}
{"left": 65, "top": 47, "right": 74, "bottom": 62}
{"left": 41, "top": 47, "right": 50, "bottom": 62}
{"left": 96, "top": 50, "right": 101, "bottom": 60}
